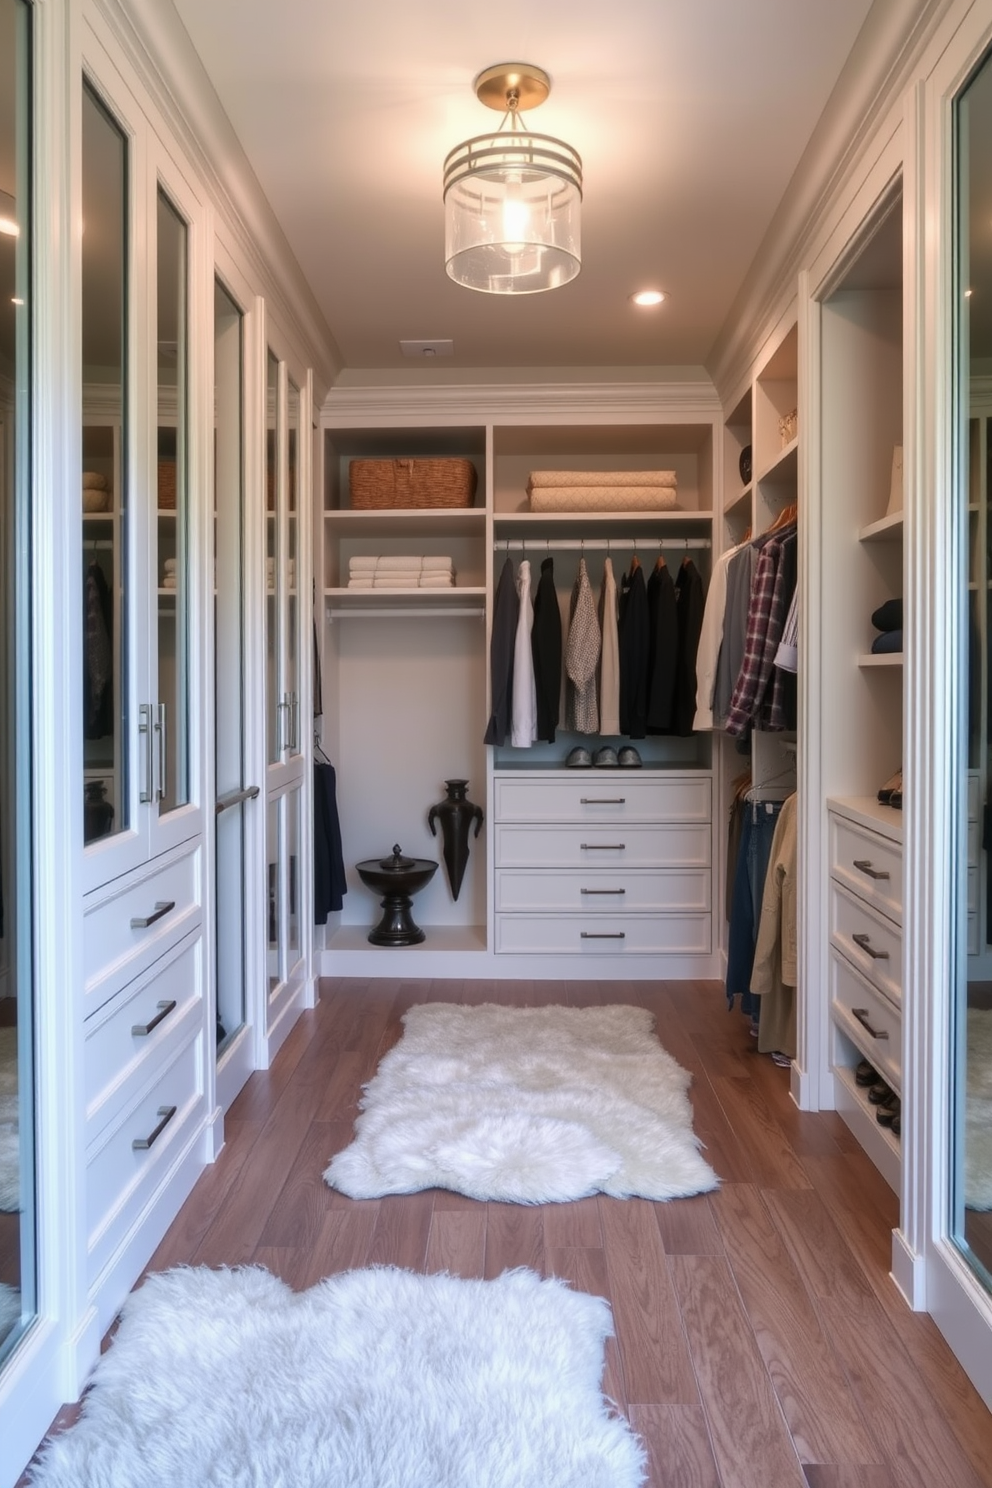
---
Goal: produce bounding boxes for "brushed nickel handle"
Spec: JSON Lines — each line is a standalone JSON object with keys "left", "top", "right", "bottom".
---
{"left": 132, "top": 1105, "right": 177, "bottom": 1150}
{"left": 130, "top": 900, "right": 176, "bottom": 929}
{"left": 853, "top": 858, "right": 890, "bottom": 881}
{"left": 216, "top": 785, "right": 261, "bottom": 815}
{"left": 155, "top": 702, "right": 167, "bottom": 802}
{"left": 580, "top": 797, "right": 626, "bottom": 805}
{"left": 852, "top": 931, "right": 888, "bottom": 959}
{"left": 139, "top": 703, "right": 154, "bottom": 803}
{"left": 581, "top": 843, "right": 626, "bottom": 851}
{"left": 131, "top": 999, "right": 177, "bottom": 1037}
{"left": 581, "top": 931, "right": 626, "bottom": 939}
{"left": 852, "top": 1007, "right": 889, "bottom": 1040}
{"left": 581, "top": 888, "right": 626, "bottom": 895}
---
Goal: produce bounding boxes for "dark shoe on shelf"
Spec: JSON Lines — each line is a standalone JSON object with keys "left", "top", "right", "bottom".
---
{"left": 855, "top": 1060, "right": 878, "bottom": 1087}
{"left": 593, "top": 746, "right": 619, "bottom": 768}
{"left": 891, "top": 1113, "right": 901, "bottom": 1137}
{"left": 877, "top": 768, "right": 902, "bottom": 806}
{"left": 867, "top": 1081, "right": 893, "bottom": 1105}
{"left": 566, "top": 746, "right": 592, "bottom": 768}
{"left": 617, "top": 746, "right": 642, "bottom": 768}
{"left": 876, "top": 1096, "right": 901, "bottom": 1128}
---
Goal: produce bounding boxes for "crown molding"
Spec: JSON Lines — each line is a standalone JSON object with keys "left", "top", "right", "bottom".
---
{"left": 323, "top": 380, "right": 722, "bottom": 425}
{"left": 707, "top": 0, "right": 955, "bottom": 407}
{"left": 102, "top": 0, "right": 342, "bottom": 394}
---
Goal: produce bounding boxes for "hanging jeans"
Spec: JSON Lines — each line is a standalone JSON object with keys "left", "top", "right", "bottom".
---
{"left": 726, "top": 798, "right": 784, "bottom": 1017}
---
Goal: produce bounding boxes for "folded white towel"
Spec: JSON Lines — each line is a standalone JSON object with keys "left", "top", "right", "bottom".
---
{"left": 373, "top": 575, "right": 421, "bottom": 588}
{"left": 161, "top": 575, "right": 176, "bottom": 590}
{"left": 376, "top": 555, "right": 424, "bottom": 572}
{"left": 529, "top": 486, "right": 678, "bottom": 512}
{"left": 420, "top": 573, "right": 454, "bottom": 587}
{"left": 163, "top": 558, "right": 177, "bottom": 572}
{"left": 528, "top": 469, "right": 677, "bottom": 488}
{"left": 82, "top": 471, "right": 108, "bottom": 490}
{"left": 421, "top": 556, "right": 454, "bottom": 572}
{"left": 349, "top": 556, "right": 379, "bottom": 573}
{"left": 347, "top": 577, "right": 374, "bottom": 588}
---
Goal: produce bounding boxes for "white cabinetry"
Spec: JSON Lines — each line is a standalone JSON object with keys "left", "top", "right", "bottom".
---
{"left": 827, "top": 797, "right": 903, "bottom": 1193}
{"left": 493, "top": 771, "right": 711, "bottom": 955}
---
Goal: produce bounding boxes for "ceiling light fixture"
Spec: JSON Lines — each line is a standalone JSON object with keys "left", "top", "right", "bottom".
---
{"left": 443, "top": 63, "right": 582, "bottom": 295}
{"left": 630, "top": 289, "right": 666, "bottom": 307}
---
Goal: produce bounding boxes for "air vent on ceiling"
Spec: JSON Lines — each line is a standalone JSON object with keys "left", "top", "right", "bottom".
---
{"left": 400, "top": 339, "right": 454, "bottom": 358}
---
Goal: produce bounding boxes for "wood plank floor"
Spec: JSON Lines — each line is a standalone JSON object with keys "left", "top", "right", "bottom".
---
{"left": 19, "top": 977, "right": 992, "bottom": 1487}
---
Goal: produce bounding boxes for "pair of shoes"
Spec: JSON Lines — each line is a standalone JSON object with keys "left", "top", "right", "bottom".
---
{"left": 876, "top": 1095, "right": 901, "bottom": 1128}
{"left": 771, "top": 1050, "right": 792, "bottom": 1067}
{"left": 855, "top": 1059, "right": 878, "bottom": 1087}
{"left": 566, "top": 746, "right": 592, "bottom": 768}
{"left": 877, "top": 768, "right": 902, "bottom": 807}
{"left": 867, "top": 1081, "right": 894, "bottom": 1105}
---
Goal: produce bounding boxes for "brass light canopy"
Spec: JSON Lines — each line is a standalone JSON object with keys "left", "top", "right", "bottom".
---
{"left": 443, "top": 62, "right": 582, "bottom": 295}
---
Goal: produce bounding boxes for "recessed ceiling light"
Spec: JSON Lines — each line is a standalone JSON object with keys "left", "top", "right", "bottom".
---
{"left": 630, "top": 289, "right": 666, "bottom": 307}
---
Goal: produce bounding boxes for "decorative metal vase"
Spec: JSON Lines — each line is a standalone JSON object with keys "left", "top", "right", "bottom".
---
{"left": 428, "top": 779, "right": 484, "bottom": 902}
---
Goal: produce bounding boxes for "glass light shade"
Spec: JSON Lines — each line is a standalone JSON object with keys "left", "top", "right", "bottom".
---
{"left": 443, "top": 130, "right": 582, "bottom": 294}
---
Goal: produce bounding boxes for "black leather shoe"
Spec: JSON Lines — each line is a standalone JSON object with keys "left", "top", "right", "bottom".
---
{"left": 855, "top": 1060, "right": 878, "bottom": 1087}
{"left": 867, "top": 1082, "right": 893, "bottom": 1105}
{"left": 876, "top": 1096, "right": 901, "bottom": 1128}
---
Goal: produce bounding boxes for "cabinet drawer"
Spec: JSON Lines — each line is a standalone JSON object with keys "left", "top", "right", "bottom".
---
{"left": 495, "top": 913, "right": 712, "bottom": 955}
{"left": 495, "top": 868, "right": 711, "bottom": 914}
{"left": 84, "top": 841, "right": 202, "bottom": 1015}
{"left": 830, "top": 949, "right": 902, "bottom": 1091}
{"left": 86, "top": 1030, "right": 203, "bottom": 1288}
{"left": 829, "top": 814, "right": 902, "bottom": 924}
{"left": 85, "top": 932, "right": 204, "bottom": 1142}
{"left": 494, "top": 822, "right": 710, "bottom": 869}
{"left": 493, "top": 774, "right": 710, "bottom": 824}
{"left": 829, "top": 881, "right": 902, "bottom": 1006}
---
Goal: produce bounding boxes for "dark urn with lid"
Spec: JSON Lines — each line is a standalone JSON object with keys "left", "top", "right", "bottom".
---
{"left": 428, "top": 779, "right": 484, "bottom": 902}
{"left": 354, "top": 844, "right": 438, "bottom": 946}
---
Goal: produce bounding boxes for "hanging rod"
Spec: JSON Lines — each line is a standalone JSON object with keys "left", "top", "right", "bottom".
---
{"left": 492, "top": 537, "right": 711, "bottom": 552}
{"left": 326, "top": 605, "right": 485, "bottom": 622}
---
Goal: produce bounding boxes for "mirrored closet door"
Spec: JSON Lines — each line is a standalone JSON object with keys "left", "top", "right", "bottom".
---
{"left": 0, "top": 0, "right": 34, "bottom": 1368}
{"left": 955, "top": 40, "right": 992, "bottom": 1289}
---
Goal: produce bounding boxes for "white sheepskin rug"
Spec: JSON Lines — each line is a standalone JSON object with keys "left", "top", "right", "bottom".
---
{"left": 28, "top": 1264, "right": 646, "bottom": 1488}
{"left": 966, "top": 1007, "right": 992, "bottom": 1210}
{"left": 324, "top": 1002, "right": 718, "bottom": 1203}
{"left": 0, "top": 1026, "right": 19, "bottom": 1212}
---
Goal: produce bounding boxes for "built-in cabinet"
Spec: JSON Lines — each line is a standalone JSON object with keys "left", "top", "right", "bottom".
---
{"left": 317, "top": 403, "right": 723, "bottom": 977}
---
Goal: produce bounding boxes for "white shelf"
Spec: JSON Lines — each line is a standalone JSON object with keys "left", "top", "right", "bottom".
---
{"left": 754, "top": 436, "right": 798, "bottom": 485}
{"left": 325, "top": 587, "right": 485, "bottom": 618}
{"left": 859, "top": 511, "right": 904, "bottom": 542}
{"left": 492, "top": 509, "right": 711, "bottom": 527}
{"left": 325, "top": 508, "right": 485, "bottom": 538}
{"left": 724, "top": 484, "right": 752, "bottom": 518}
{"left": 827, "top": 795, "right": 903, "bottom": 842}
{"left": 858, "top": 652, "right": 902, "bottom": 667}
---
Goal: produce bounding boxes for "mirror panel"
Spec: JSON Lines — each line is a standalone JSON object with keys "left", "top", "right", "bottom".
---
{"left": 956, "top": 43, "right": 992, "bottom": 1284}
{"left": 0, "top": 0, "right": 34, "bottom": 1365}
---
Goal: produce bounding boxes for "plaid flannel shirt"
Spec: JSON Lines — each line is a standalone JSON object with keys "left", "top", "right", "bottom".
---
{"left": 725, "top": 527, "right": 795, "bottom": 736}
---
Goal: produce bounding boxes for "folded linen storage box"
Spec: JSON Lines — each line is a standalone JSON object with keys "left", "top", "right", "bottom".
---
{"left": 527, "top": 469, "right": 678, "bottom": 512}
{"left": 349, "top": 457, "right": 477, "bottom": 510}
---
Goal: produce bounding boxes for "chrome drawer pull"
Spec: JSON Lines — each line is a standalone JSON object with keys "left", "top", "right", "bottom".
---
{"left": 853, "top": 858, "right": 890, "bottom": 881}
{"left": 852, "top": 1008, "right": 889, "bottom": 1040}
{"left": 581, "top": 931, "right": 626, "bottom": 939}
{"left": 581, "top": 888, "right": 626, "bottom": 895}
{"left": 580, "top": 797, "right": 626, "bottom": 805}
{"left": 581, "top": 843, "right": 626, "bottom": 851}
{"left": 132, "top": 1105, "right": 177, "bottom": 1151}
{"left": 131, "top": 1000, "right": 177, "bottom": 1037}
{"left": 851, "top": 931, "right": 888, "bottom": 960}
{"left": 130, "top": 900, "right": 176, "bottom": 930}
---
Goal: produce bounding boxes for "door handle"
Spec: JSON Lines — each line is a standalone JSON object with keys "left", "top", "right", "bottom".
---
{"left": 155, "top": 702, "right": 167, "bottom": 802}
{"left": 853, "top": 859, "right": 890, "bottom": 881}
{"left": 216, "top": 785, "right": 261, "bottom": 815}
{"left": 132, "top": 1000, "right": 177, "bottom": 1036}
{"left": 581, "top": 843, "right": 626, "bottom": 851}
{"left": 139, "top": 703, "right": 154, "bottom": 803}
{"left": 130, "top": 900, "right": 176, "bottom": 929}
{"left": 852, "top": 1007, "right": 889, "bottom": 1040}
{"left": 580, "top": 797, "right": 626, "bottom": 805}
{"left": 581, "top": 931, "right": 626, "bottom": 939}
{"left": 581, "top": 888, "right": 626, "bottom": 895}
{"left": 132, "top": 1105, "right": 177, "bottom": 1151}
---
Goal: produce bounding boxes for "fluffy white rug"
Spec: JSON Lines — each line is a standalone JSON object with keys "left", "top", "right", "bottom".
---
{"left": 0, "top": 1026, "right": 19, "bottom": 1212}
{"left": 966, "top": 1007, "right": 992, "bottom": 1210}
{"left": 29, "top": 1264, "right": 646, "bottom": 1488}
{"left": 325, "top": 1002, "right": 718, "bottom": 1203}
{"left": 0, "top": 1281, "right": 21, "bottom": 1340}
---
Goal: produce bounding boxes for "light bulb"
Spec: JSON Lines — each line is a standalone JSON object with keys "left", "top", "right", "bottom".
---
{"left": 502, "top": 174, "right": 530, "bottom": 253}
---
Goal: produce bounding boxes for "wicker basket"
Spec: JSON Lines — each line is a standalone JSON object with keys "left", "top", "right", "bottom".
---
{"left": 158, "top": 459, "right": 177, "bottom": 511}
{"left": 349, "top": 457, "right": 477, "bottom": 511}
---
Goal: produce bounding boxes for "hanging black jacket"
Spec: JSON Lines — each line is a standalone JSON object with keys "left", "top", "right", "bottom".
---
{"left": 484, "top": 558, "right": 519, "bottom": 746}
{"left": 673, "top": 559, "right": 705, "bottom": 736}
{"left": 618, "top": 561, "right": 648, "bottom": 738}
{"left": 645, "top": 560, "right": 678, "bottom": 732}
{"left": 531, "top": 556, "right": 562, "bottom": 742}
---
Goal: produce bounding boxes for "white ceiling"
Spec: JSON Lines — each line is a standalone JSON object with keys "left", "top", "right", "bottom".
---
{"left": 172, "top": 0, "right": 879, "bottom": 377}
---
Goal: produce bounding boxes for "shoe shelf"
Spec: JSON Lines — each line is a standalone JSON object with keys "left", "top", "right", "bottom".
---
{"left": 833, "top": 1060, "right": 901, "bottom": 1194}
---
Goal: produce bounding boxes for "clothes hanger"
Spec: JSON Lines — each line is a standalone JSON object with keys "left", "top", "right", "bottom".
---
{"left": 765, "top": 501, "right": 797, "bottom": 535}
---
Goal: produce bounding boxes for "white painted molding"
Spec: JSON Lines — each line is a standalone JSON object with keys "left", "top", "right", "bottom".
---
{"left": 100, "top": 0, "right": 342, "bottom": 394}
{"left": 323, "top": 381, "right": 722, "bottom": 424}
{"left": 708, "top": 0, "right": 954, "bottom": 405}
